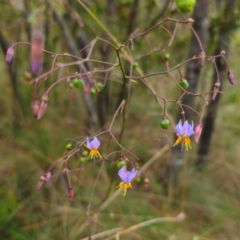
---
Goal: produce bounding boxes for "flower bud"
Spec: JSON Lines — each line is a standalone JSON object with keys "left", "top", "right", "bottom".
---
{"left": 31, "top": 31, "right": 43, "bottom": 73}
{"left": 45, "top": 172, "right": 51, "bottom": 183}
{"left": 36, "top": 180, "right": 44, "bottom": 191}
{"left": 37, "top": 93, "right": 49, "bottom": 119}
{"left": 227, "top": 71, "right": 234, "bottom": 85}
{"left": 68, "top": 188, "right": 74, "bottom": 202}
{"left": 194, "top": 123, "right": 202, "bottom": 143}
{"left": 212, "top": 81, "right": 220, "bottom": 101}
{"left": 24, "top": 71, "right": 33, "bottom": 82}
{"left": 144, "top": 178, "right": 149, "bottom": 190}
{"left": 31, "top": 98, "right": 41, "bottom": 119}
{"left": 6, "top": 47, "right": 15, "bottom": 63}
{"left": 198, "top": 49, "right": 205, "bottom": 68}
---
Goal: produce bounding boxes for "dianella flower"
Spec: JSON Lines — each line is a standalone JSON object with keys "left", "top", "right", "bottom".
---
{"left": 85, "top": 137, "right": 102, "bottom": 159}
{"left": 173, "top": 120, "right": 194, "bottom": 151}
{"left": 117, "top": 166, "right": 137, "bottom": 196}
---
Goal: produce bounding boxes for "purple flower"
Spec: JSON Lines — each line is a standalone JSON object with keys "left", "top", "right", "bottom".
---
{"left": 174, "top": 120, "right": 194, "bottom": 151}
{"left": 85, "top": 137, "right": 102, "bottom": 159}
{"left": 117, "top": 166, "right": 137, "bottom": 195}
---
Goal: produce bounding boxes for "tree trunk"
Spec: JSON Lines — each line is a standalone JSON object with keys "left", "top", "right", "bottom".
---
{"left": 197, "top": 0, "right": 238, "bottom": 167}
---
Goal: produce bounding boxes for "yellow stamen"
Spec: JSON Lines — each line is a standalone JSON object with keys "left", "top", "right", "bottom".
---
{"left": 89, "top": 149, "right": 102, "bottom": 159}
{"left": 184, "top": 138, "right": 191, "bottom": 151}
{"left": 117, "top": 182, "right": 132, "bottom": 196}
{"left": 174, "top": 136, "right": 182, "bottom": 146}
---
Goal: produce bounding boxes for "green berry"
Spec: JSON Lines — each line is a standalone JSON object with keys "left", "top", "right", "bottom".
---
{"left": 66, "top": 143, "right": 73, "bottom": 150}
{"left": 82, "top": 150, "right": 89, "bottom": 157}
{"left": 160, "top": 118, "right": 170, "bottom": 129}
{"left": 165, "top": 53, "right": 170, "bottom": 60}
{"left": 97, "top": 82, "right": 104, "bottom": 91}
{"left": 135, "top": 177, "right": 141, "bottom": 183}
{"left": 179, "top": 79, "right": 189, "bottom": 89}
{"left": 133, "top": 62, "right": 139, "bottom": 68}
{"left": 117, "top": 161, "right": 126, "bottom": 169}
{"left": 175, "top": 0, "right": 196, "bottom": 13}
{"left": 109, "top": 213, "right": 115, "bottom": 219}
{"left": 79, "top": 157, "right": 86, "bottom": 164}
{"left": 73, "top": 78, "right": 83, "bottom": 88}
{"left": 90, "top": 88, "right": 96, "bottom": 96}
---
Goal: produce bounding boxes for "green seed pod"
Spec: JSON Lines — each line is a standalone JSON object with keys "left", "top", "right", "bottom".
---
{"left": 90, "top": 88, "right": 96, "bottom": 96}
{"left": 66, "top": 143, "right": 73, "bottom": 150}
{"left": 97, "top": 82, "right": 104, "bottom": 91}
{"left": 73, "top": 78, "right": 83, "bottom": 88}
{"left": 164, "top": 53, "right": 170, "bottom": 60}
{"left": 117, "top": 160, "right": 126, "bottom": 169}
{"left": 133, "top": 62, "right": 139, "bottom": 68}
{"left": 82, "top": 150, "right": 89, "bottom": 157}
{"left": 175, "top": 0, "right": 196, "bottom": 13}
{"left": 179, "top": 79, "right": 189, "bottom": 89}
{"left": 135, "top": 177, "right": 141, "bottom": 183}
{"left": 160, "top": 118, "right": 170, "bottom": 129}
{"left": 79, "top": 157, "right": 86, "bottom": 164}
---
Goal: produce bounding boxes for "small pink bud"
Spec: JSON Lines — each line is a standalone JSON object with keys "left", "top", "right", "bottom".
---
{"left": 68, "top": 188, "right": 74, "bottom": 202}
{"left": 212, "top": 81, "right": 221, "bottom": 101}
{"left": 31, "top": 98, "right": 41, "bottom": 119}
{"left": 45, "top": 172, "right": 51, "bottom": 182}
{"left": 194, "top": 123, "right": 202, "bottom": 143}
{"left": 37, "top": 93, "right": 49, "bottom": 120}
{"left": 36, "top": 180, "right": 44, "bottom": 191}
{"left": 227, "top": 71, "right": 234, "bottom": 85}
{"left": 198, "top": 49, "right": 205, "bottom": 68}
{"left": 31, "top": 31, "right": 43, "bottom": 73}
{"left": 6, "top": 47, "right": 15, "bottom": 63}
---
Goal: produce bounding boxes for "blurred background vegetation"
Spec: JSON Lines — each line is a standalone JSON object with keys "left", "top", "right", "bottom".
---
{"left": 0, "top": 0, "right": 240, "bottom": 239}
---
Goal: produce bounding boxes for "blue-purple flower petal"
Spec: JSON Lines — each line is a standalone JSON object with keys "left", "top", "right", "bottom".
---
{"left": 175, "top": 120, "right": 194, "bottom": 137}
{"left": 118, "top": 166, "right": 137, "bottom": 183}
{"left": 86, "top": 137, "right": 100, "bottom": 150}
{"left": 118, "top": 166, "right": 126, "bottom": 180}
{"left": 183, "top": 120, "right": 189, "bottom": 135}
{"left": 188, "top": 121, "right": 194, "bottom": 137}
{"left": 175, "top": 120, "right": 183, "bottom": 136}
